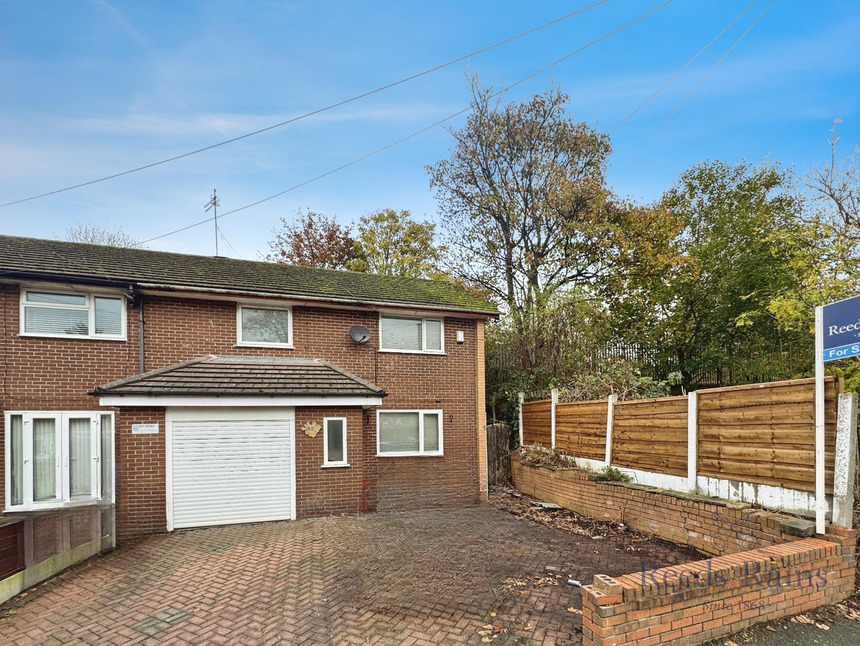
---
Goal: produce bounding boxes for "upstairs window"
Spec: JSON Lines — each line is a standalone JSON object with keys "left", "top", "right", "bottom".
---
{"left": 237, "top": 305, "right": 292, "bottom": 347}
{"left": 379, "top": 316, "right": 443, "bottom": 353}
{"left": 21, "top": 289, "right": 125, "bottom": 340}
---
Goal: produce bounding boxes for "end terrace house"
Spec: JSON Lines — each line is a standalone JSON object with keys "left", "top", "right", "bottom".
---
{"left": 0, "top": 235, "right": 496, "bottom": 596}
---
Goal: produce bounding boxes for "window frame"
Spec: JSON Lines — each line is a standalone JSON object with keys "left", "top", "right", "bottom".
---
{"left": 236, "top": 303, "right": 294, "bottom": 348}
{"left": 322, "top": 416, "right": 349, "bottom": 468}
{"left": 376, "top": 409, "right": 444, "bottom": 457}
{"left": 19, "top": 286, "right": 127, "bottom": 341}
{"left": 378, "top": 314, "right": 445, "bottom": 354}
{"left": 4, "top": 411, "right": 112, "bottom": 512}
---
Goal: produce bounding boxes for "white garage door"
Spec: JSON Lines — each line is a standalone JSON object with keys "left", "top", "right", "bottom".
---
{"left": 167, "top": 409, "right": 295, "bottom": 530}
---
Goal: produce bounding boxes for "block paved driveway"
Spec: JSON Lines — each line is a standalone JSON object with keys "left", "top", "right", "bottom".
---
{"left": 0, "top": 504, "right": 697, "bottom": 646}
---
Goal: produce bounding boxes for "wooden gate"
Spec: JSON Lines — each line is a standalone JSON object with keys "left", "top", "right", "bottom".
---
{"left": 487, "top": 423, "right": 512, "bottom": 485}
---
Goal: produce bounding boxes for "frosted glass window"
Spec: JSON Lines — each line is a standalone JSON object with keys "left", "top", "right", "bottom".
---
{"left": 324, "top": 418, "right": 347, "bottom": 465}
{"left": 240, "top": 307, "right": 290, "bottom": 345}
{"left": 27, "top": 292, "right": 86, "bottom": 305}
{"left": 33, "top": 418, "right": 58, "bottom": 501}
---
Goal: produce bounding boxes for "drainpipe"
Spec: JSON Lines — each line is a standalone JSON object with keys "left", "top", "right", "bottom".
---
{"left": 138, "top": 295, "right": 145, "bottom": 374}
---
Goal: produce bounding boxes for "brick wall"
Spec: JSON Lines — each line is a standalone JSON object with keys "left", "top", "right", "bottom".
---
{"left": 512, "top": 457, "right": 858, "bottom": 646}
{"left": 1, "top": 284, "right": 485, "bottom": 540}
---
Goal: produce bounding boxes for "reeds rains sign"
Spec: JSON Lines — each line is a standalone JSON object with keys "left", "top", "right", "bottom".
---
{"left": 822, "top": 293, "right": 860, "bottom": 361}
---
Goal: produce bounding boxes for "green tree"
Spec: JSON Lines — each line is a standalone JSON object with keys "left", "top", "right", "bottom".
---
{"left": 347, "top": 209, "right": 443, "bottom": 278}
{"left": 614, "top": 159, "right": 806, "bottom": 387}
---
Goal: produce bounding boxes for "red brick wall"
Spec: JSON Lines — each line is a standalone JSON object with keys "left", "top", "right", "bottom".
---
{"left": 1, "top": 284, "right": 484, "bottom": 540}
{"left": 582, "top": 531, "right": 857, "bottom": 646}
{"left": 512, "top": 458, "right": 858, "bottom": 646}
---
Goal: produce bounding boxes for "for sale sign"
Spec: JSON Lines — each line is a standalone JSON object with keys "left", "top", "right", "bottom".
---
{"left": 822, "top": 294, "right": 860, "bottom": 361}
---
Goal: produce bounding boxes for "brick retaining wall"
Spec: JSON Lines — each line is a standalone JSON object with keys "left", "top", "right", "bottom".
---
{"left": 512, "top": 456, "right": 857, "bottom": 646}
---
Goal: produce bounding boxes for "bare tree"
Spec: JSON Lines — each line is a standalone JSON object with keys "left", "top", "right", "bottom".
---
{"left": 62, "top": 224, "right": 145, "bottom": 248}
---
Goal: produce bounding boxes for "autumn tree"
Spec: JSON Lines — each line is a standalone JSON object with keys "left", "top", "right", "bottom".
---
{"left": 347, "top": 209, "right": 443, "bottom": 278}
{"left": 428, "top": 79, "right": 672, "bottom": 317}
{"left": 265, "top": 209, "right": 357, "bottom": 269}
{"left": 62, "top": 224, "right": 144, "bottom": 248}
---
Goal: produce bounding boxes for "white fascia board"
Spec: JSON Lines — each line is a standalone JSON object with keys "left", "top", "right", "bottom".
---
{"left": 99, "top": 395, "right": 384, "bottom": 408}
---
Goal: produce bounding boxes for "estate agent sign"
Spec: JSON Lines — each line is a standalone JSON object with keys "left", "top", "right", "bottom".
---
{"left": 821, "top": 294, "right": 860, "bottom": 361}
{"left": 814, "top": 293, "right": 860, "bottom": 533}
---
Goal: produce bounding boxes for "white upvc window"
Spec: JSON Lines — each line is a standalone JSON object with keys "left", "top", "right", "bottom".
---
{"left": 20, "top": 288, "right": 126, "bottom": 340}
{"left": 236, "top": 304, "right": 293, "bottom": 348}
{"left": 377, "top": 410, "right": 443, "bottom": 457}
{"left": 379, "top": 315, "right": 444, "bottom": 354}
{"left": 322, "top": 417, "right": 348, "bottom": 467}
{"left": 5, "top": 411, "right": 114, "bottom": 511}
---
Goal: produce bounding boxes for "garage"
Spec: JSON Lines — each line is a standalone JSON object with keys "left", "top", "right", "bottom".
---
{"left": 166, "top": 407, "right": 296, "bottom": 530}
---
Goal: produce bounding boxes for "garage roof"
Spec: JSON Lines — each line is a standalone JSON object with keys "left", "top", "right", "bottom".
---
{"left": 91, "top": 355, "right": 386, "bottom": 398}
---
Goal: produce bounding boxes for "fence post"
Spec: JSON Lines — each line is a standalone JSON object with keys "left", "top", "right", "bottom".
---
{"left": 604, "top": 394, "right": 616, "bottom": 465}
{"left": 832, "top": 392, "right": 858, "bottom": 528}
{"left": 518, "top": 392, "right": 524, "bottom": 446}
{"left": 551, "top": 388, "right": 558, "bottom": 450}
{"left": 687, "top": 391, "right": 698, "bottom": 493}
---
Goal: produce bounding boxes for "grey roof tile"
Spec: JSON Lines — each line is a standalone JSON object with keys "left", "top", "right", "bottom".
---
{"left": 0, "top": 235, "right": 498, "bottom": 315}
{"left": 91, "top": 355, "right": 387, "bottom": 398}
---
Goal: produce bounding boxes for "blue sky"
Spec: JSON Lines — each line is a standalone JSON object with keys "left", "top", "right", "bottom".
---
{"left": 1, "top": 0, "right": 858, "bottom": 259}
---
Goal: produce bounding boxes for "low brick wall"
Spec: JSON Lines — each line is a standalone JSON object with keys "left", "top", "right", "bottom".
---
{"left": 511, "top": 457, "right": 857, "bottom": 646}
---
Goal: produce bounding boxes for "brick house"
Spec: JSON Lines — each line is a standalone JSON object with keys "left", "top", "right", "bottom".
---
{"left": 0, "top": 235, "right": 496, "bottom": 597}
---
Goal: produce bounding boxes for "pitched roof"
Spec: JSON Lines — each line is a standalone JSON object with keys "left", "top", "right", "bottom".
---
{"left": 0, "top": 235, "right": 497, "bottom": 315}
{"left": 91, "top": 355, "right": 386, "bottom": 398}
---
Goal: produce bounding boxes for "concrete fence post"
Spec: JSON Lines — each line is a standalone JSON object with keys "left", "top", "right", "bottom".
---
{"left": 605, "top": 394, "right": 616, "bottom": 465}
{"left": 687, "top": 390, "right": 698, "bottom": 493}
{"left": 551, "top": 388, "right": 558, "bottom": 450}
{"left": 518, "top": 392, "right": 524, "bottom": 447}
{"left": 832, "top": 392, "right": 858, "bottom": 528}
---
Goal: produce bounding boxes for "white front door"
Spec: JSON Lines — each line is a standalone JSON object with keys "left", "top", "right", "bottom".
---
{"left": 166, "top": 407, "right": 295, "bottom": 530}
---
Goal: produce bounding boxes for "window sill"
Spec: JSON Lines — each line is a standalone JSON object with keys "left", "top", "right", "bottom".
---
{"left": 234, "top": 342, "right": 295, "bottom": 350}
{"left": 376, "top": 453, "right": 444, "bottom": 458}
{"left": 18, "top": 333, "right": 127, "bottom": 342}
{"left": 377, "top": 349, "right": 447, "bottom": 356}
{"left": 4, "top": 499, "right": 104, "bottom": 513}
{"left": 321, "top": 463, "right": 350, "bottom": 469}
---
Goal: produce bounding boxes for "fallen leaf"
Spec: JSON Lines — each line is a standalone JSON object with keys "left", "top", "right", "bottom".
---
{"left": 483, "top": 625, "right": 494, "bottom": 630}
{"left": 481, "top": 638, "right": 492, "bottom": 643}
{"left": 523, "top": 624, "right": 533, "bottom": 631}
{"left": 724, "top": 641, "right": 740, "bottom": 646}
{"left": 793, "top": 615, "right": 814, "bottom": 625}
{"left": 766, "top": 625, "right": 777, "bottom": 632}
{"left": 478, "top": 630, "right": 492, "bottom": 636}
{"left": 815, "top": 623, "right": 830, "bottom": 631}
{"left": 489, "top": 611, "right": 497, "bottom": 618}
{"left": 567, "top": 607, "right": 582, "bottom": 614}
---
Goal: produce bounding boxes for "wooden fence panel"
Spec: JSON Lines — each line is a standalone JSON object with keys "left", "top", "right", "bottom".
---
{"left": 521, "top": 400, "right": 552, "bottom": 446}
{"left": 696, "top": 377, "right": 838, "bottom": 493}
{"left": 611, "top": 396, "right": 688, "bottom": 476}
{"left": 555, "top": 401, "right": 607, "bottom": 460}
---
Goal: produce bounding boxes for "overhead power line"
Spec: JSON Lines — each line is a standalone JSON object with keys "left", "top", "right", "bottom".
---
{"left": 139, "top": 0, "right": 676, "bottom": 245}
{"left": 1, "top": 0, "right": 613, "bottom": 209}
{"left": 612, "top": 0, "right": 776, "bottom": 179}
{"left": 609, "top": 0, "right": 759, "bottom": 135}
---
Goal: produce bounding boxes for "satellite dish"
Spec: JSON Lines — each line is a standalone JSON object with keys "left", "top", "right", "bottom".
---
{"left": 349, "top": 325, "right": 371, "bottom": 344}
